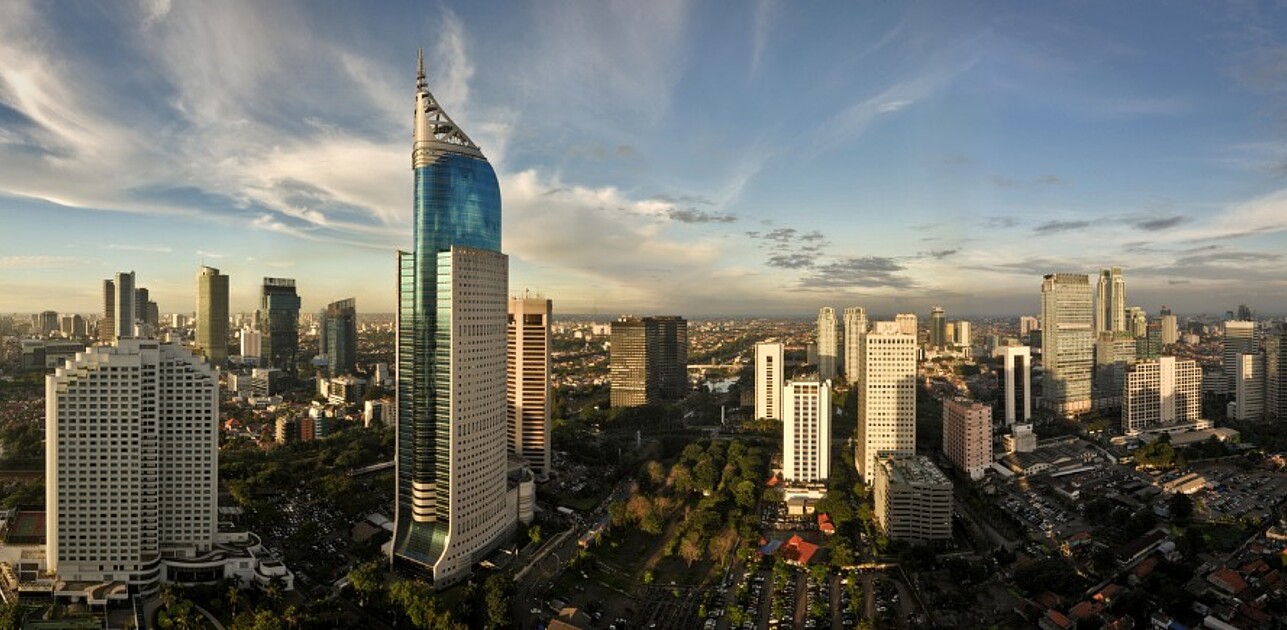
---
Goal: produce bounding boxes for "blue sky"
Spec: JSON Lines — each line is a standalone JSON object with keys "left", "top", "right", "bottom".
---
{"left": 3, "top": 1, "right": 1287, "bottom": 317}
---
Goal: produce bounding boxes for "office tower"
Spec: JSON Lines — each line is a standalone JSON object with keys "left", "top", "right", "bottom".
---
{"left": 1237, "top": 304, "right": 1253, "bottom": 321}
{"left": 196, "top": 266, "right": 230, "bottom": 367}
{"left": 1095, "top": 267, "right": 1127, "bottom": 335}
{"left": 60, "top": 314, "right": 85, "bottom": 338}
{"left": 954, "top": 320, "right": 971, "bottom": 347}
{"left": 35, "top": 311, "right": 58, "bottom": 335}
{"left": 1041, "top": 273, "right": 1094, "bottom": 417}
{"left": 321, "top": 298, "right": 358, "bottom": 375}
{"left": 994, "top": 346, "right": 1032, "bottom": 425}
{"left": 46, "top": 339, "right": 218, "bottom": 591}
{"left": 942, "top": 398, "right": 992, "bottom": 480}
{"left": 507, "top": 294, "right": 552, "bottom": 478}
{"left": 1234, "top": 353, "right": 1265, "bottom": 421}
{"left": 608, "top": 315, "right": 688, "bottom": 408}
{"left": 873, "top": 456, "right": 952, "bottom": 543}
{"left": 856, "top": 321, "right": 917, "bottom": 484}
{"left": 894, "top": 313, "right": 918, "bottom": 337}
{"left": 1122, "top": 357, "right": 1202, "bottom": 435}
{"left": 259, "top": 278, "right": 301, "bottom": 375}
{"left": 782, "top": 378, "right": 831, "bottom": 485}
{"left": 114, "top": 271, "right": 137, "bottom": 340}
{"left": 1223, "top": 321, "right": 1257, "bottom": 396}
{"left": 1019, "top": 316, "right": 1040, "bottom": 337}
{"left": 101, "top": 279, "right": 116, "bottom": 343}
{"left": 240, "top": 326, "right": 262, "bottom": 359}
{"left": 755, "top": 341, "right": 785, "bottom": 421}
{"left": 817, "top": 307, "right": 838, "bottom": 381}
{"left": 392, "top": 51, "right": 513, "bottom": 587}
{"left": 929, "top": 306, "right": 946, "bottom": 349}
{"left": 1160, "top": 313, "right": 1179, "bottom": 346}
{"left": 1266, "top": 330, "right": 1287, "bottom": 421}
{"left": 1094, "top": 332, "right": 1137, "bottom": 409}
{"left": 1136, "top": 323, "right": 1163, "bottom": 360}
{"left": 1127, "top": 307, "right": 1148, "bottom": 338}
{"left": 843, "top": 307, "right": 867, "bottom": 385}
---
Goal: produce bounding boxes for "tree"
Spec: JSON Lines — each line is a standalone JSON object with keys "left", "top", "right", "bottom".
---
{"left": 694, "top": 459, "right": 718, "bottom": 492}
{"left": 1169, "top": 492, "right": 1194, "bottom": 522}
{"left": 643, "top": 460, "right": 666, "bottom": 488}
{"left": 349, "top": 559, "right": 384, "bottom": 607}
{"left": 733, "top": 479, "right": 758, "bottom": 510}
{"left": 483, "top": 574, "right": 513, "bottom": 629}
{"left": 528, "top": 524, "right": 543, "bottom": 546}
{"left": 680, "top": 530, "right": 704, "bottom": 567}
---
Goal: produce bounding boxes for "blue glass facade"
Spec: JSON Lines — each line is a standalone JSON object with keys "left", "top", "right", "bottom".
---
{"left": 393, "top": 150, "right": 502, "bottom": 574}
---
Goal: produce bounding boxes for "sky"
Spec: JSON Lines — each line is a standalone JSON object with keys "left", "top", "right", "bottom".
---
{"left": 3, "top": 1, "right": 1287, "bottom": 318}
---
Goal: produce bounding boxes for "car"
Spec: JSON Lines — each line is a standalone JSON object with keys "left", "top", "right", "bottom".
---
{"left": 530, "top": 608, "right": 542, "bottom": 615}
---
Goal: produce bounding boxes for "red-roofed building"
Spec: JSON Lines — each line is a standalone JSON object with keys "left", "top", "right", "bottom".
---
{"left": 1038, "top": 610, "right": 1074, "bottom": 630}
{"left": 1068, "top": 600, "right": 1103, "bottom": 622}
{"left": 1131, "top": 557, "right": 1158, "bottom": 585}
{"left": 818, "top": 513, "right": 835, "bottom": 535}
{"left": 779, "top": 534, "right": 820, "bottom": 566}
{"left": 1208, "top": 568, "right": 1248, "bottom": 596}
{"left": 1093, "top": 584, "right": 1123, "bottom": 605}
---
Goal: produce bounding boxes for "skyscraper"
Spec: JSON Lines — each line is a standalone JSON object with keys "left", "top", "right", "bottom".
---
{"left": 101, "top": 278, "right": 116, "bottom": 343}
{"left": 929, "top": 306, "right": 946, "bottom": 349}
{"left": 508, "top": 294, "right": 552, "bottom": 478}
{"left": 894, "top": 313, "right": 918, "bottom": 337}
{"left": 817, "top": 307, "right": 838, "bottom": 381}
{"left": 46, "top": 339, "right": 218, "bottom": 592}
{"left": 856, "top": 321, "right": 917, "bottom": 484}
{"left": 782, "top": 378, "right": 831, "bottom": 485}
{"left": 1223, "top": 320, "right": 1257, "bottom": 396}
{"left": 1041, "top": 273, "right": 1094, "bottom": 417}
{"left": 1095, "top": 267, "right": 1127, "bottom": 335}
{"left": 1234, "top": 353, "right": 1265, "bottom": 421}
{"left": 392, "top": 51, "right": 513, "bottom": 586}
{"left": 1094, "top": 332, "right": 1137, "bottom": 409}
{"left": 114, "top": 271, "right": 136, "bottom": 340}
{"left": 942, "top": 398, "right": 992, "bottom": 480}
{"left": 321, "top": 298, "right": 358, "bottom": 376}
{"left": 994, "top": 345, "right": 1031, "bottom": 425}
{"left": 842, "top": 307, "right": 867, "bottom": 385}
{"left": 1122, "top": 356, "right": 1202, "bottom": 435}
{"left": 1266, "top": 329, "right": 1287, "bottom": 421}
{"left": 196, "top": 266, "right": 229, "bottom": 367}
{"left": 754, "top": 341, "right": 784, "bottom": 421}
{"left": 1160, "top": 312, "right": 1179, "bottom": 346}
{"left": 609, "top": 316, "right": 688, "bottom": 408}
{"left": 259, "top": 278, "right": 300, "bottom": 375}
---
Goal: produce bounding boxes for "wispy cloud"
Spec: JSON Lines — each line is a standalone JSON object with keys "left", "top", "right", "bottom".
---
{"left": 108, "top": 244, "right": 173, "bottom": 253}
{"left": 1033, "top": 220, "right": 1090, "bottom": 235}
{"left": 0, "top": 255, "right": 95, "bottom": 269}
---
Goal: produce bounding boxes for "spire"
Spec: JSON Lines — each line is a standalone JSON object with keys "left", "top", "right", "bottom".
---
{"left": 416, "top": 48, "right": 426, "bottom": 92}
{"left": 413, "top": 48, "right": 482, "bottom": 162}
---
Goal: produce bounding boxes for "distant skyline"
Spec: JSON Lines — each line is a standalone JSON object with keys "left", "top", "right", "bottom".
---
{"left": 3, "top": 1, "right": 1287, "bottom": 316}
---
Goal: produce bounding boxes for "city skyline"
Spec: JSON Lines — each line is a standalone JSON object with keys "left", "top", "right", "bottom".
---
{"left": 4, "top": 2, "right": 1287, "bottom": 316}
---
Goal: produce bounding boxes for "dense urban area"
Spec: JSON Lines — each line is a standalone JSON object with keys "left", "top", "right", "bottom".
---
{"left": 3, "top": 304, "right": 1287, "bottom": 630}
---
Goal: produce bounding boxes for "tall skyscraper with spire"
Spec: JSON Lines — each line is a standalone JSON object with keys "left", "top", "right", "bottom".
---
{"left": 392, "top": 50, "right": 513, "bottom": 586}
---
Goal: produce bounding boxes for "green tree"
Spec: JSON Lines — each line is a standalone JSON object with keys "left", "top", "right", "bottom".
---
{"left": 1169, "top": 492, "right": 1194, "bottom": 522}
{"left": 349, "top": 559, "right": 384, "bottom": 607}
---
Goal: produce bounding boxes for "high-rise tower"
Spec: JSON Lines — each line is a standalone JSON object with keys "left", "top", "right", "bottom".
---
{"left": 321, "top": 298, "right": 358, "bottom": 376}
{"left": 508, "top": 295, "right": 552, "bottom": 478}
{"left": 856, "top": 321, "right": 917, "bottom": 484}
{"left": 842, "top": 307, "right": 867, "bottom": 385}
{"left": 114, "top": 271, "right": 136, "bottom": 340}
{"left": 1042, "top": 273, "right": 1094, "bottom": 417}
{"left": 755, "top": 341, "right": 784, "bottom": 421}
{"left": 929, "top": 306, "right": 946, "bottom": 349}
{"left": 1095, "top": 267, "right": 1127, "bottom": 336}
{"left": 196, "top": 266, "right": 230, "bottom": 367}
{"left": 392, "top": 50, "right": 512, "bottom": 586}
{"left": 259, "top": 278, "right": 300, "bottom": 375}
{"left": 817, "top": 307, "right": 838, "bottom": 381}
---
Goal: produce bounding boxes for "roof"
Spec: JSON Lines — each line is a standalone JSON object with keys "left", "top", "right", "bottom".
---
{"left": 780, "top": 534, "right": 820, "bottom": 566}
{"left": 1207, "top": 568, "right": 1248, "bottom": 595}
{"left": 1068, "top": 600, "right": 1103, "bottom": 621}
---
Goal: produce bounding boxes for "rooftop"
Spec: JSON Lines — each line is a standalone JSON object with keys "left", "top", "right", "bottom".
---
{"left": 881, "top": 455, "right": 951, "bottom": 486}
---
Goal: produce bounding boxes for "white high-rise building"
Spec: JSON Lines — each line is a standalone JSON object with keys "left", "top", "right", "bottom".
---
{"left": 782, "top": 379, "right": 831, "bottom": 485}
{"left": 856, "top": 321, "right": 917, "bottom": 484}
{"left": 46, "top": 340, "right": 218, "bottom": 592}
{"left": 1095, "top": 267, "right": 1127, "bottom": 336}
{"left": 754, "top": 342, "right": 784, "bottom": 421}
{"left": 1123, "top": 356, "right": 1203, "bottom": 435}
{"left": 994, "top": 345, "right": 1032, "bottom": 425}
{"left": 1223, "top": 321, "right": 1257, "bottom": 396}
{"left": 240, "top": 326, "right": 262, "bottom": 359}
{"left": 1160, "top": 314, "right": 1179, "bottom": 346}
{"left": 1042, "top": 273, "right": 1094, "bottom": 417}
{"left": 1019, "top": 316, "right": 1040, "bottom": 337}
{"left": 843, "top": 307, "right": 867, "bottom": 385}
{"left": 894, "top": 313, "right": 918, "bottom": 337}
{"left": 817, "top": 307, "right": 838, "bottom": 382}
{"left": 954, "top": 320, "right": 971, "bottom": 348}
{"left": 1234, "top": 353, "right": 1265, "bottom": 421}
{"left": 508, "top": 294, "right": 552, "bottom": 478}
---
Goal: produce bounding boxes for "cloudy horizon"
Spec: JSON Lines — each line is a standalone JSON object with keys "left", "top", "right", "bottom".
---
{"left": 3, "top": 1, "right": 1287, "bottom": 318}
